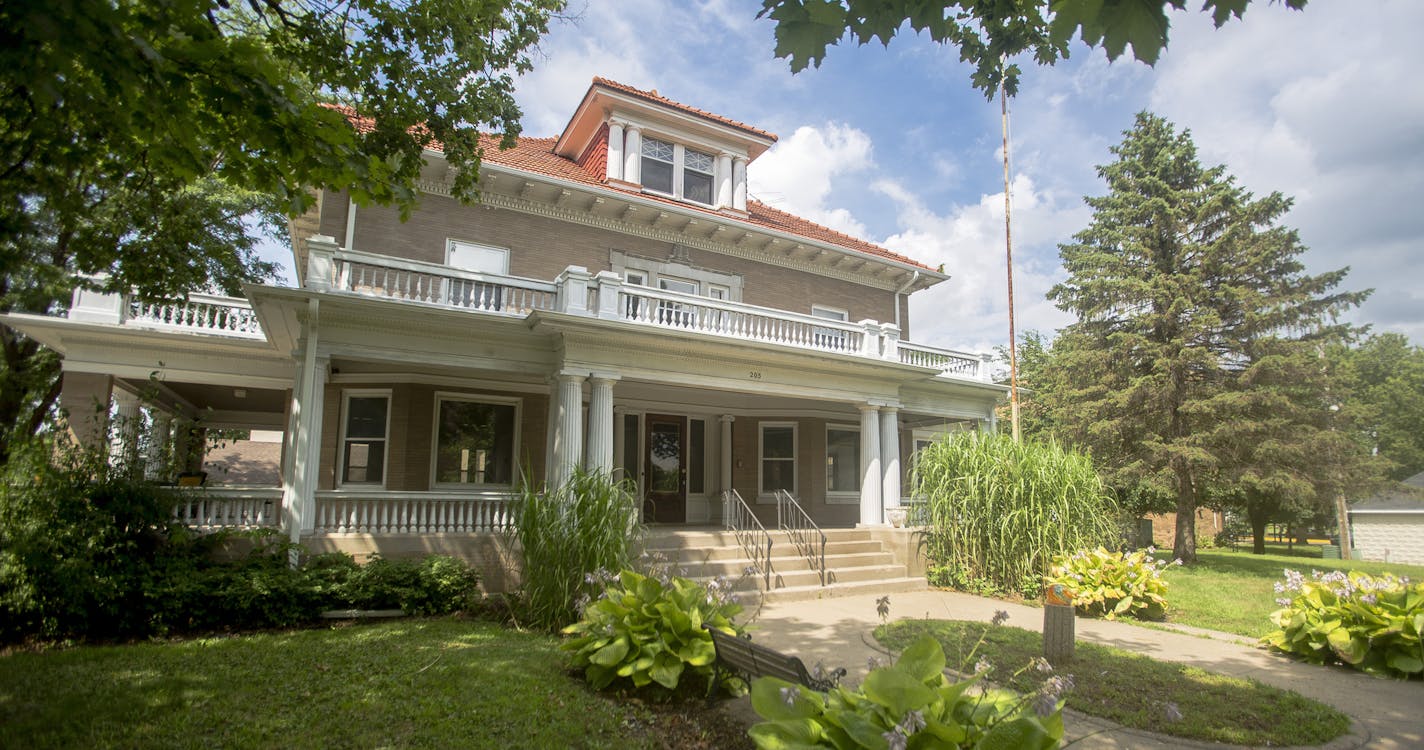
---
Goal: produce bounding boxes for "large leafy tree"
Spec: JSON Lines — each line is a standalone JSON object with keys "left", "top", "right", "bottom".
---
{"left": 758, "top": 0, "right": 1307, "bottom": 97}
{"left": 1048, "top": 112, "right": 1367, "bottom": 562}
{"left": 0, "top": 0, "right": 563, "bottom": 462}
{"left": 1342, "top": 334, "right": 1424, "bottom": 480}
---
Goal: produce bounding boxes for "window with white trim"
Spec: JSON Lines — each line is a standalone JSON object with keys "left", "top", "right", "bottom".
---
{"left": 641, "top": 137, "right": 675, "bottom": 194}
{"left": 683, "top": 149, "right": 715, "bottom": 204}
{"left": 826, "top": 425, "right": 860, "bottom": 502}
{"left": 341, "top": 392, "right": 390, "bottom": 485}
{"left": 432, "top": 395, "right": 519, "bottom": 486}
{"left": 639, "top": 137, "right": 716, "bottom": 206}
{"left": 759, "top": 422, "right": 797, "bottom": 498}
{"left": 812, "top": 305, "right": 850, "bottom": 350}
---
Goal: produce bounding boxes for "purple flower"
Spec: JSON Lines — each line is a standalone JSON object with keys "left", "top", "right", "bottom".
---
{"left": 1034, "top": 691, "right": 1060, "bottom": 718}
{"left": 779, "top": 686, "right": 797, "bottom": 708}
{"left": 899, "top": 710, "right": 926, "bottom": 734}
{"left": 883, "top": 729, "right": 908, "bottom": 750}
{"left": 992, "top": 609, "right": 1010, "bottom": 626}
{"left": 1033, "top": 657, "right": 1054, "bottom": 674}
{"left": 974, "top": 656, "right": 992, "bottom": 675}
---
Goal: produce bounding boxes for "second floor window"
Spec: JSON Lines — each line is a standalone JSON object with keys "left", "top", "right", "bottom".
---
{"left": 642, "top": 138, "right": 675, "bottom": 194}
{"left": 683, "top": 149, "right": 714, "bottom": 204}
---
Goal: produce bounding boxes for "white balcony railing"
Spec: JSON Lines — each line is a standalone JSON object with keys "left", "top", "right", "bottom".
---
{"left": 314, "top": 491, "right": 515, "bottom": 534}
{"left": 898, "top": 341, "right": 984, "bottom": 379}
{"left": 171, "top": 487, "right": 282, "bottom": 530}
{"left": 616, "top": 285, "right": 867, "bottom": 355}
{"left": 322, "top": 247, "right": 557, "bottom": 315}
{"left": 129, "top": 293, "right": 265, "bottom": 338}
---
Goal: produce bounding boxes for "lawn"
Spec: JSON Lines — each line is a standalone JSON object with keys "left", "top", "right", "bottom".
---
{"left": 0, "top": 617, "right": 740, "bottom": 749}
{"left": 876, "top": 619, "right": 1351, "bottom": 747}
{"left": 1157, "top": 546, "right": 1424, "bottom": 638}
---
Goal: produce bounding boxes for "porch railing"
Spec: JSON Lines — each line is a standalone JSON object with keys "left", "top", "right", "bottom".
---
{"left": 170, "top": 487, "right": 282, "bottom": 530}
{"left": 775, "top": 489, "right": 828, "bottom": 586}
{"left": 616, "top": 285, "right": 867, "bottom": 356}
{"left": 314, "top": 491, "right": 514, "bottom": 534}
{"left": 897, "top": 341, "right": 986, "bottom": 379}
{"left": 722, "top": 489, "right": 772, "bottom": 591}
{"left": 327, "top": 248, "right": 557, "bottom": 315}
{"left": 66, "top": 280, "right": 267, "bottom": 340}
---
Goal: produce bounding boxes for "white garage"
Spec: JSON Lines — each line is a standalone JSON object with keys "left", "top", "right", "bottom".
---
{"left": 1350, "top": 472, "right": 1424, "bottom": 566}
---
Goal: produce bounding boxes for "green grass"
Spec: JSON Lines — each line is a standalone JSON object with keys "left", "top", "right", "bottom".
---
{"left": 876, "top": 619, "right": 1351, "bottom": 747}
{"left": 0, "top": 618, "right": 662, "bottom": 749}
{"left": 1158, "top": 546, "right": 1424, "bottom": 638}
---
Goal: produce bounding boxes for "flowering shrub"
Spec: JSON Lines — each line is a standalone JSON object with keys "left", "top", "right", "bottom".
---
{"left": 1044, "top": 547, "right": 1175, "bottom": 621}
{"left": 1261, "top": 569, "right": 1423, "bottom": 679}
{"left": 561, "top": 569, "right": 742, "bottom": 693}
{"left": 749, "top": 635, "right": 1066, "bottom": 749}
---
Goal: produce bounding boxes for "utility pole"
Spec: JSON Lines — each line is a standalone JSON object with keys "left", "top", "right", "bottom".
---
{"left": 1000, "top": 62, "right": 1021, "bottom": 443}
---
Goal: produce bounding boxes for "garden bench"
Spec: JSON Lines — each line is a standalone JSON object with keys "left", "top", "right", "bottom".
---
{"left": 704, "top": 625, "right": 845, "bottom": 699}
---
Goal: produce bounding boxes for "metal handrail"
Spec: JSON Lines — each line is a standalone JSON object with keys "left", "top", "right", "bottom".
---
{"left": 722, "top": 489, "right": 772, "bottom": 590}
{"left": 775, "top": 489, "right": 828, "bottom": 586}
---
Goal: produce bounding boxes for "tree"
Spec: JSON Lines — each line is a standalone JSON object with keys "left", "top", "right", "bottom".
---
{"left": 1047, "top": 112, "right": 1365, "bottom": 563}
{"left": 1343, "top": 334, "right": 1424, "bottom": 480}
{"left": 0, "top": 0, "right": 563, "bottom": 462}
{"left": 758, "top": 0, "right": 1307, "bottom": 97}
{"left": 994, "top": 330, "right": 1059, "bottom": 440}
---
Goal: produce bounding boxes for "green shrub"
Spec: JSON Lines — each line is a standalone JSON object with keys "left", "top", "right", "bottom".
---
{"left": 1045, "top": 547, "right": 1173, "bottom": 621}
{"left": 749, "top": 635, "right": 1065, "bottom": 749}
{"left": 508, "top": 468, "right": 643, "bottom": 631}
{"left": 334, "top": 555, "right": 482, "bottom": 615}
{"left": 561, "top": 569, "right": 742, "bottom": 694}
{"left": 915, "top": 432, "right": 1121, "bottom": 597}
{"left": 1261, "top": 569, "right": 1423, "bottom": 678}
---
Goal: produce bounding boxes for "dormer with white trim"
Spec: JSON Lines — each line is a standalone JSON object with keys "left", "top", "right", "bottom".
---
{"left": 553, "top": 78, "right": 777, "bottom": 216}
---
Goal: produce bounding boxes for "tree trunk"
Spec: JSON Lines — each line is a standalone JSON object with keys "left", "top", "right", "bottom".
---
{"left": 1172, "top": 466, "right": 1197, "bottom": 563}
{"left": 1248, "top": 503, "right": 1269, "bottom": 555}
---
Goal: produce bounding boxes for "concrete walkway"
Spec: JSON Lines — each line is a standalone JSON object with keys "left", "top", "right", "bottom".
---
{"left": 735, "top": 590, "right": 1422, "bottom": 749}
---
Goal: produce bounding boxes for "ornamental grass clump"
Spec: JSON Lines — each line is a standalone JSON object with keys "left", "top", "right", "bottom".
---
{"left": 1262, "top": 569, "right": 1423, "bottom": 678}
{"left": 916, "top": 432, "right": 1121, "bottom": 597}
{"left": 507, "top": 468, "right": 643, "bottom": 631}
{"left": 1045, "top": 547, "right": 1175, "bottom": 621}
{"left": 749, "top": 634, "right": 1067, "bottom": 749}
{"left": 561, "top": 569, "right": 743, "bottom": 694}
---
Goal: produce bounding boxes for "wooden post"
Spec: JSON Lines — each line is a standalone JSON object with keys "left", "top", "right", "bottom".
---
{"left": 1044, "top": 584, "right": 1075, "bottom": 665}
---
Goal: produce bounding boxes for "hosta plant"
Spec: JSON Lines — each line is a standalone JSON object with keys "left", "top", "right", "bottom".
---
{"left": 1045, "top": 547, "right": 1173, "bottom": 621}
{"left": 750, "top": 635, "right": 1066, "bottom": 749}
{"left": 1261, "top": 569, "right": 1423, "bottom": 679}
{"left": 561, "top": 569, "right": 743, "bottom": 693}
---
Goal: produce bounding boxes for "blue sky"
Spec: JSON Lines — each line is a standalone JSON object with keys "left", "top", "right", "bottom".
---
{"left": 510, "top": 0, "right": 1424, "bottom": 353}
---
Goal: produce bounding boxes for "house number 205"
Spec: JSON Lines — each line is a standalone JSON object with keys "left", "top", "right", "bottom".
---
{"left": 748, "top": 371, "right": 763, "bottom": 380}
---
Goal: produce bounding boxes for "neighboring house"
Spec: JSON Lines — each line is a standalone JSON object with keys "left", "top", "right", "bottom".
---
{"left": 1349, "top": 471, "right": 1424, "bottom": 566}
{"left": 3, "top": 78, "right": 1003, "bottom": 592}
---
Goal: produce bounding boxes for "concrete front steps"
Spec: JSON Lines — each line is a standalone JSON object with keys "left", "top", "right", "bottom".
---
{"left": 643, "top": 527, "right": 928, "bottom": 604}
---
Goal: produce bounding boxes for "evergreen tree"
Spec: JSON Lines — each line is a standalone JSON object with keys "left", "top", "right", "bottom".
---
{"left": 1048, "top": 112, "right": 1369, "bottom": 562}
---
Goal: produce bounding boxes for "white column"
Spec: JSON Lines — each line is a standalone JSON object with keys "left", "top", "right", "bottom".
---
{"left": 732, "top": 157, "right": 748, "bottom": 210}
{"left": 587, "top": 374, "right": 618, "bottom": 473}
{"left": 553, "top": 372, "right": 586, "bottom": 486}
{"left": 146, "top": 411, "right": 172, "bottom": 479}
{"left": 556, "top": 265, "right": 592, "bottom": 315}
{"left": 283, "top": 299, "right": 326, "bottom": 547}
{"left": 612, "top": 406, "right": 627, "bottom": 480}
{"left": 859, "top": 405, "right": 883, "bottom": 526}
{"left": 716, "top": 152, "right": 733, "bottom": 208}
{"left": 111, "top": 390, "right": 142, "bottom": 471}
{"left": 880, "top": 406, "right": 901, "bottom": 511}
{"left": 623, "top": 125, "right": 642, "bottom": 185}
{"left": 606, "top": 120, "right": 625, "bottom": 182}
{"left": 718, "top": 415, "right": 735, "bottom": 493}
{"left": 544, "top": 377, "right": 560, "bottom": 486}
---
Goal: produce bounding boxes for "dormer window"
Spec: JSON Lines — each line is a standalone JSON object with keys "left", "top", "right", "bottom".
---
{"left": 640, "top": 137, "right": 716, "bottom": 206}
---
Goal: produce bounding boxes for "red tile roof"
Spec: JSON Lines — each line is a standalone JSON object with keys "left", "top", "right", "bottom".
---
{"left": 590, "top": 77, "right": 778, "bottom": 143}
{"left": 324, "top": 103, "right": 934, "bottom": 272}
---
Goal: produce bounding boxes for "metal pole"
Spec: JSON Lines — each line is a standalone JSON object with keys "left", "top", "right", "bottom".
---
{"left": 1000, "top": 62, "right": 1021, "bottom": 443}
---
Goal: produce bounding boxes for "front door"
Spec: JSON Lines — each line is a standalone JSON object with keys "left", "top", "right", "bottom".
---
{"left": 644, "top": 414, "right": 685, "bottom": 523}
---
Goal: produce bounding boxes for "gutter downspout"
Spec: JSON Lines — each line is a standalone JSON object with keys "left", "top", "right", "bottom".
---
{"left": 894, "top": 270, "right": 920, "bottom": 331}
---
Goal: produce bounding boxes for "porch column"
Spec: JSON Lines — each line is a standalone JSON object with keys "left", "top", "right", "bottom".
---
{"left": 283, "top": 299, "right": 326, "bottom": 547}
{"left": 718, "top": 414, "right": 734, "bottom": 493}
{"left": 859, "top": 405, "right": 882, "bottom": 526}
{"left": 59, "top": 371, "right": 112, "bottom": 450}
{"left": 146, "top": 411, "right": 173, "bottom": 479}
{"left": 111, "top": 390, "right": 142, "bottom": 471}
{"left": 880, "top": 406, "right": 901, "bottom": 511}
{"left": 544, "top": 376, "right": 560, "bottom": 486}
{"left": 552, "top": 372, "right": 585, "bottom": 486}
{"left": 612, "top": 406, "right": 627, "bottom": 481}
{"left": 586, "top": 373, "right": 618, "bottom": 474}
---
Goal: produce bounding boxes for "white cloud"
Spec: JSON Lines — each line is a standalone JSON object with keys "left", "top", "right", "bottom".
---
{"left": 748, "top": 123, "right": 876, "bottom": 238}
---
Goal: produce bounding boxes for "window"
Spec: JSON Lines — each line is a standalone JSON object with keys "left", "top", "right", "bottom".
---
{"left": 639, "top": 137, "right": 716, "bottom": 205}
{"left": 826, "top": 425, "right": 860, "bottom": 501}
{"left": 657, "top": 276, "right": 698, "bottom": 327}
{"left": 812, "top": 305, "right": 850, "bottom": 351}
{"left": 433, "top": 396, "right": 518, "bottom": 486}
{"left": 759, "top": 422, "right": 797, "bottom": 498}
{"left": 341, "top": 393, "right": 389, "bottom": 485}
{"left": 641, "top": 138, "right": 675, "bottom": 194}
{"left": 683, "top": 149, "right": 715, "bottom": 204}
